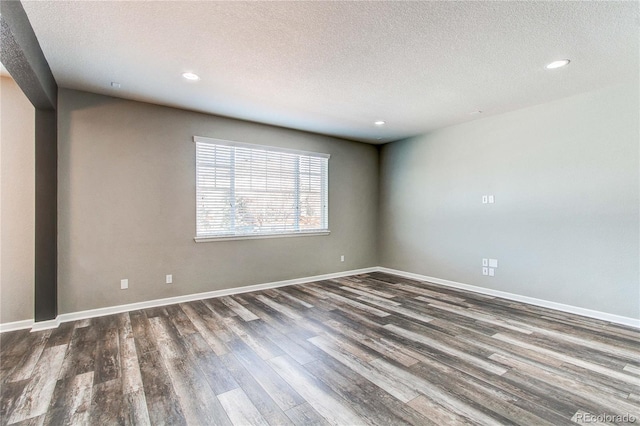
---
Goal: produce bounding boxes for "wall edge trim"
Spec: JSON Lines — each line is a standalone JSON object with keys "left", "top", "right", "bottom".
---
{"left": 3, "top": 265, "right": 637, "bottom": 332}
{"left": 9, "top": 267, "right": 376, "bottom": 332}
{"left": 0, "top": 319, "right": 34, "bottom": 333}
{"left": 377, "top": 267, "right": 640, "bottom": 329}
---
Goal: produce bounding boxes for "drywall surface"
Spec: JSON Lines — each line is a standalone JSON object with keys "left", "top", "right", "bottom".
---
{"left": 379, "top": 83, "right": 639, "bottom": 319}
{"left": 57, "top": 89, "right": 378, "bottom": 314}
{"left": 0, "top": 76, "right": 35, "bottom": 323}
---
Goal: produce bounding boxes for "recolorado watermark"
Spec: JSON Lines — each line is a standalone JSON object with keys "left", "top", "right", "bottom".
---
{"left": 573, "top": 412, "right": 637, "bottom": 424}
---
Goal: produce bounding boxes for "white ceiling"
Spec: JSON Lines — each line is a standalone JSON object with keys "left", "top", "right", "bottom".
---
{"left": 21, "top": 1, "right": 639, "bottom": 144}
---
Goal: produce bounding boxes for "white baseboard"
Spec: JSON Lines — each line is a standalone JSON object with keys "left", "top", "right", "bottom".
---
{"left": 3, "top": 265, "right": 637, "bottom": 332}
{"left": 3, "top": 267, "right": 376, "bottom": 332}
{"left": 377, "top": 267, "right": 640, "bottom": 329}
{"left": 30, "top": 318, "right": 61, "bottom": 332}
{"left": 0, "top": 319, "right": 34, "bottom": 333}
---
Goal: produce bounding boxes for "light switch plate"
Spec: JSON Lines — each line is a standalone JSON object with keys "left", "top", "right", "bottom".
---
{"left": 482, "top": 267, "right": 488, "bottom": 276}
{"left": 488, "top": 268, "right": 495, "bottom": 276}
{"left": 489, "top": 259, "right": 498, "bottom": 268}
{"left": 482, "top": 258, "right": 488, "bottom": 267}
{"left": 482, "top": 195, "right": 488, "bottom": 204}
{"left": 488, "top": 195, "right": 495, "bottom": 204}
{"left": 121, "top": 279, "right": 128, "bottom": 290}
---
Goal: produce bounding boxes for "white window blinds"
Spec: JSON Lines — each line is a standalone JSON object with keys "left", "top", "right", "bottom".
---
{"left": 194, "top": 136, "right": 329, "bottom": 240}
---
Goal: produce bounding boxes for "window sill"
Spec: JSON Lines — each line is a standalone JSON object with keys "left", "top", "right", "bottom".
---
{"left": 194, "top": 231, "right": 331, "bottom": 243}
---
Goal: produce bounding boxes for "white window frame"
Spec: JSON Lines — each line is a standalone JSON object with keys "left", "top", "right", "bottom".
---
{"left": 193, "top": 136, "right": 330, "bottom": 242}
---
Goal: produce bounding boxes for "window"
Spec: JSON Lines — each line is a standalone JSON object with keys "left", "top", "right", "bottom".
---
{"left": 194, "top": 136, "right": 329, "bottom": 241}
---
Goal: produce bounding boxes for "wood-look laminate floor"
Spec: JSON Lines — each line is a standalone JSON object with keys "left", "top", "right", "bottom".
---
{"left": 1, "top": 272, "right": 639, "bottom": 425}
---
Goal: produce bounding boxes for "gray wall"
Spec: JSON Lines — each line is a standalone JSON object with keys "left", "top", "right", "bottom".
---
{"left": 379, "top": 83, "right": 639, "bottom": 319}
{"left": 57, "top": 89, "right": 379, "bottom": 314}
{"left": 1, "top": 76, "right": 35, "bottom": 323}
{"left": 10, "top": 82, "right": 638, "bottom": 320}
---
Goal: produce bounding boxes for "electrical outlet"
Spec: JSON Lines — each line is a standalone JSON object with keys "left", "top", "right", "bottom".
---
{"left": 121, "top": 279, "right": 128, "bottom": 290}
{"left": 488, "top": 195, "right": 495, "bottom": 204}
{"left": 166, "top": 274, "right": 173, "bottom": 284}
{"left": 340, "top": 255, "right": 345, "bottom": 262}
{"left": 482, "top": 267, "right": 488, "bottom": 276}
{"left": 489, "top": 268, "right": 495, "bottom": 276}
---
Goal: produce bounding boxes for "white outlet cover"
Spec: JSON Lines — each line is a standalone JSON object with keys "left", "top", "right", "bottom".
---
{"left": 482, "top": 258, "right": 488, "bottom": 266}
{"left": 166, "top": 274, "right": 173, "bottom": 284}
{"left": 489, "top": 259, "right": 498, "bottom": 268}
{"left": 482, "top": 195, "right": 488, "bottom": 204}
{"left": 340, "top": 255, "right": 345, "bottom": 262}
{"left": 488, "top": 268, "right": 495, "bottom": 276}
{"left": 488, "top": 195, "right": 495, "bottom": 203}
{"left": 482, "top": 267, "right": 488, "bottom": 276}
{"left": 121, "top": 279, "right": 128, "bottom": 289}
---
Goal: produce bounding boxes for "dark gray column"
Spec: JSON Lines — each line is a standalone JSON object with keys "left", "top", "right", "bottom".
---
{"left": 34, "top": 109, "right": 57, "bottom": 321}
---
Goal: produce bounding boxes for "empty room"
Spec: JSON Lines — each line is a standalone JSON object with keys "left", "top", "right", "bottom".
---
{"left": 1, "top": 0, "right": 638, "bottom": 425}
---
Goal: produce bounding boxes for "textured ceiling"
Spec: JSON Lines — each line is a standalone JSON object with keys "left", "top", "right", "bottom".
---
{"left": 21, "top": 1, "right": 639, "bottom": 144}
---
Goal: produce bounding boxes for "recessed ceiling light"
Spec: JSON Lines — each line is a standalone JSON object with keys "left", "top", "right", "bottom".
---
{"left": 545, "top": 59, "right": 570, "bottom": 70}
{"left": 374, "top": 120, "right": 386, "bottom": 126}
{"left": 182, "top": 72, "right": 200, "bottom": 81}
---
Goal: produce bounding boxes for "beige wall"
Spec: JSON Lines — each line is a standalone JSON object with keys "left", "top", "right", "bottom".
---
{"left": 57, "top": 89, "right": 379, "bottom": 314}
{"left": 0, "top": 76, "right": 35, "bottom": 323}
{"left": 379, "top": 83, "right": 639, "bottom": 319}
